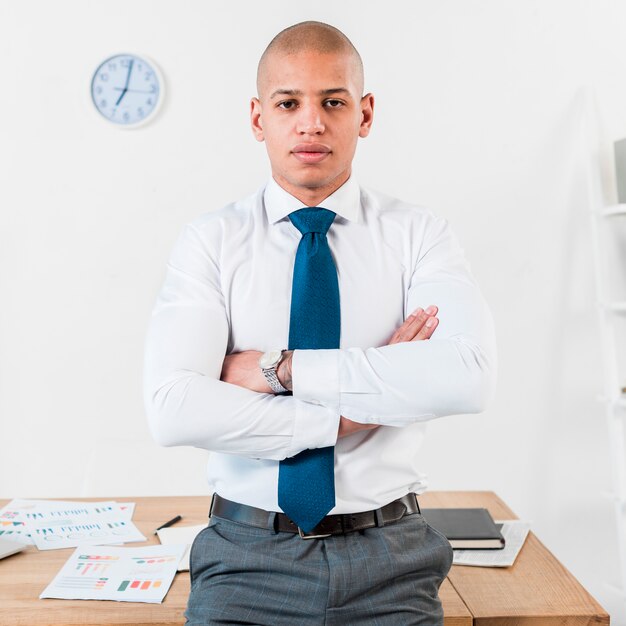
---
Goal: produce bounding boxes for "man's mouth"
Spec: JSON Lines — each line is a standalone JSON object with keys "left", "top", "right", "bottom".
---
{"left": 292, "top": 143, "right": 331, "bottom": 164}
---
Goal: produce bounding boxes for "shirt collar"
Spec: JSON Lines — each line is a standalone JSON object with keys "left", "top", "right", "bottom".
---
{"left": 263, "top": 175, "right": 361, "bottom": 225}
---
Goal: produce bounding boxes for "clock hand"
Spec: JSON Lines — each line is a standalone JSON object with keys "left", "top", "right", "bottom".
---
{"left": 115, "top": 59, "right": 135, "bottom": 106}
{"left": 113, "top": 87, "right": 153, "bottom": 94}
{"left": 123, "top": 59, "right": 134, "bottom": 90}
{"left": 115, "top": 87, "right": 127, "bottom": 106}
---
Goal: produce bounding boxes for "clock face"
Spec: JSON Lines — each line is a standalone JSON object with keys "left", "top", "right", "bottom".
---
{"left": 90, "top": 54, "right": 162, "bottom": 126}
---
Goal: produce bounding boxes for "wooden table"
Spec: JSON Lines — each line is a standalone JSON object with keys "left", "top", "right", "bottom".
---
{"left": 0, "top": 492, "right": 609, "bottom": 625}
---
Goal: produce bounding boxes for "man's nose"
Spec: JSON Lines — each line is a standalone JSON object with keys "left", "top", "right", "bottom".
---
{"left": 296, "top": 105, "right": 325, "bottom": 135}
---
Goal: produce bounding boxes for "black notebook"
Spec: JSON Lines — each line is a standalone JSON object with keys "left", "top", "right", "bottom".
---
{"left": 421, "top": 508, "right": 505, "bottom": 550}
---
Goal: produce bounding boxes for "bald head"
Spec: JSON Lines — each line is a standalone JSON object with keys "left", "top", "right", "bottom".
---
{"left": 257, "top": 21, "right": 364, "bottom": 98}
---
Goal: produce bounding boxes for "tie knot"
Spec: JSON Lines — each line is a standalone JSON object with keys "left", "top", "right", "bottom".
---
{"left": 288, "top": 207, "right": 336, "bottom": 236}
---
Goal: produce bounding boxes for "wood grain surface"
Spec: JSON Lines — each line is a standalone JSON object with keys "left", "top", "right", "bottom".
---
{"left": 0, "top": 493, "right": 610, "bottom": 625}
{"left": 420, "top": 491, "right": 610, "bottom": 626}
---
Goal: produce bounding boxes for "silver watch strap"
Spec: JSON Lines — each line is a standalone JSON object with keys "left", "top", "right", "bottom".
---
{"left": 262, "top": 367, "right": 289, "bottom": 394}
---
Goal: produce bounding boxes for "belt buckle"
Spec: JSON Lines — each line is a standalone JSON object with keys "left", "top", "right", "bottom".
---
{"left": 298, "top": 526, "right": 332, "bottom": 540}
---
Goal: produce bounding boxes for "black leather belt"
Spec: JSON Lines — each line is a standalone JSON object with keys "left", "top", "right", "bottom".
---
{"left": 209, "top": 493, "right": 421, "bottom": 539}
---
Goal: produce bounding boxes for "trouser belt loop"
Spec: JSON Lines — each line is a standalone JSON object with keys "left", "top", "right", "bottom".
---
{"left": 269, "top": 511, "right": 279, "bottom": 534}
{"left": 374, "top": 507, "right": 385, "bottom": 527}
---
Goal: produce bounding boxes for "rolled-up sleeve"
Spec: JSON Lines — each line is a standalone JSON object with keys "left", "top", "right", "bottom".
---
{"left": 143, "top": 223, "right": 339, "bottom": 460}
{"left": 292, "top": 213, "right": 497, "bottom": 426}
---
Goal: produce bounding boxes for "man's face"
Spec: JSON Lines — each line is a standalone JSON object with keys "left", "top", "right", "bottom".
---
{"left": 251, "top": 49, "right": 374, "bottom": 204}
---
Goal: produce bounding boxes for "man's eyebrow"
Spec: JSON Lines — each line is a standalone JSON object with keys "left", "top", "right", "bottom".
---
{"left": 269, "top": 88, "right": 352, "bottom": 99}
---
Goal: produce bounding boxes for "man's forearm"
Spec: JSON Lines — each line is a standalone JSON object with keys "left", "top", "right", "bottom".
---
{"left": 275, "top": 307, "right": 437, "bottom": 394}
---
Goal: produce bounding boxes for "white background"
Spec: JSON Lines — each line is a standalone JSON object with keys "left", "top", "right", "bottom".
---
{"left": 1, "top": 0, "right": 625, "bottom": 621}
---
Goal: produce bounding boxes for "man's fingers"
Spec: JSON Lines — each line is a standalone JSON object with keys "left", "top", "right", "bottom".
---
{"left": 389, "top": 305, "right": 439, "bottom": 344}
{"left": 388, "top": 308, "right": 423, "bottom": 344}
{"left": 412, "top": 315, "right": 439, "bottom": 341}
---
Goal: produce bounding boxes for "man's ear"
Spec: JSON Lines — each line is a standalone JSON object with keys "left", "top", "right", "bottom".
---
{"left": 359, "top": 93, "right": 375, "bottom": 138}
{"left": 250, "top": 98, "right": 264, "bottom": 142}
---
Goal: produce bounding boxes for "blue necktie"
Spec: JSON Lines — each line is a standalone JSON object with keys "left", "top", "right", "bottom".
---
{"left": 278, "top": 207, "right": 340, "bottom": 533}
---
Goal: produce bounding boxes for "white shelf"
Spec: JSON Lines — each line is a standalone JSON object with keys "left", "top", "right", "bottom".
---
{"left": 596, "top": 204, "right": 626, "bottom": 217}
{"left": 600, "top": 302, "right": 626, "bottom": 313}
{"left": 601, "top": 491, "right": 626, "bottom": 508}
{"left": 598, "top": 395, "right": 626, "bottom": 408}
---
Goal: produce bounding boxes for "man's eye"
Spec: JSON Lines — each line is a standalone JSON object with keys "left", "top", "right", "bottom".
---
{"left": 278, "top": 101, "right": 296, "bottom": 110}
{"left": 325, "top": 100, "right": 344, "bottom": 108}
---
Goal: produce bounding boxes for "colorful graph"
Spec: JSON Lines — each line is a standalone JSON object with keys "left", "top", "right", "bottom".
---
{"left": 34, "top": 523, "right": 118, "bottom": 541}
{"left": 117, "top": 579, "right": 163, "bottom": 592}
{"left": 0, "top": 529, "right": 28, "bottom": 538}
{"left": 78, "top": 554, "right": 120, "bottom": 561}
{"left": 40, "top": 544, "right": 186, "bottom": 603}
{"left": 0, "top": 520, "right": 24, "bottom": 527}
{"left": 132, "top": 556, "right": 178, "bottom": 564}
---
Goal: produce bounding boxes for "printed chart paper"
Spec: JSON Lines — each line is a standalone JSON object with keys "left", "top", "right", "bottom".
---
{"left": 1, "top": 500, "right": 142, "bottom": 550}
{"left": 0, "top": 499, "right": 98, "bottom": 545}
{"left": 0, "top": 502, "right": 33, "bottom": 544}
{"left": 40, "top": 544, "right": 187, "bottom": 603}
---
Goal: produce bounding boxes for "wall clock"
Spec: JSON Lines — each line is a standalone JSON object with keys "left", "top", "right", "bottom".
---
{"left": 90, "top": 53, "right": 163, "bottom": 127}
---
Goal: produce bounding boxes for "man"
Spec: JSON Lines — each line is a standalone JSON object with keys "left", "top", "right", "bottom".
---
{"left": 144, "top": 20, "right": 496, "bottom": 625}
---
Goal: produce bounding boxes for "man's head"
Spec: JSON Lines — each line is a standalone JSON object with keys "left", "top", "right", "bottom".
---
{"left": 251, "top": 21, "right": 374, "bottom": 206}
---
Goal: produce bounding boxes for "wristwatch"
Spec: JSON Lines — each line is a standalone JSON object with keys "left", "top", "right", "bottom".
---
{"left": 259, "top": 348, "right": 289, "bottom": 394}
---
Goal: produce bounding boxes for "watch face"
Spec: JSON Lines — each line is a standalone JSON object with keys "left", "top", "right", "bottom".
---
{"left": 259, "top": 349, "right": 282, "bottom": 369}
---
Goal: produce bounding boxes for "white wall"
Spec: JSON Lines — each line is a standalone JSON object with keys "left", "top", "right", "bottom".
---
{"left": 1, "top": 0, "right": 624, "bottom": 621}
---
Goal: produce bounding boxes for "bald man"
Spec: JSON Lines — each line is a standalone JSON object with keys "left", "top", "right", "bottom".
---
{"left": 145, "top": 20, "right": 496, "bottom": 626}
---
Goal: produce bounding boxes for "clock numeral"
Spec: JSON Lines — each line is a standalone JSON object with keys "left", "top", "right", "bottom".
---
{"left": 146, "top": 98, "right": 153, "bottom": 105}
{"left": 137, "top": 107, "right": 145, "bottom": 117}
{"left": 123, "top": 111, "right": 130, "bottom": 121}
{"left": 121, "top": 59, "right": 130, "bottom": 68}
{"left": 95, "top": 86, "right": 103, "bottom": 95}
{"left": 149, "top": 84, "right": 157, "bottom": 93}
{"left": 144, "top": 72, "right": 152, "bottom": 81}
{"left": 100, "top": 99, "right": 107, "bottom": 108}
{"left": 107, "top": 62, "right": 117, "bottom": 72}
{"left": 99, "top": 72, "right": 109, "bottom": 82}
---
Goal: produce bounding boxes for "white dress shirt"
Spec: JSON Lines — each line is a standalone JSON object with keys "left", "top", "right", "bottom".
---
{"left": 144, "top": 176, "right": 497, "bottom": 514}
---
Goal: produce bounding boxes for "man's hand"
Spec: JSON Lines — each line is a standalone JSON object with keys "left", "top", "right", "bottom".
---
{"left": 338, "top": 305, "right": 439, "bottom": 438}
{"left": 220, "top": 350, "right": 269, "bottom": 393}
{"left": 386, "top": 305, "right": 439, "bottom": 345}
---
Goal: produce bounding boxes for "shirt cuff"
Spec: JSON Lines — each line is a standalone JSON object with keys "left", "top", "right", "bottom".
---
{"left": 287, "top": 399, "right": 340, "bottom": 458}
{"left": 292, "top": 348, "right": 340, "bottom": 406}
{"left": 284, "top": 349, "right": 341, "bottom": 457}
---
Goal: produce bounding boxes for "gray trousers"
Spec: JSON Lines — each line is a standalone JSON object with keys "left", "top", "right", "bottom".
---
{"left": 185, "top": 509, "right": 453, "bottom": 625}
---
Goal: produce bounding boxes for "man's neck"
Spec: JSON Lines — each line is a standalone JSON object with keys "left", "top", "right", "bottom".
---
{"left": 272, "top": 171, "right": 351, "bottom": 207}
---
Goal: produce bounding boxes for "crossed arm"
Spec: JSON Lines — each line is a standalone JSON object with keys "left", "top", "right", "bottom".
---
{"left": 145, "top": 214, "right": 496, "bottom": 461}
{"left": 220, "top": 306, "right": 440, "bottom": 438}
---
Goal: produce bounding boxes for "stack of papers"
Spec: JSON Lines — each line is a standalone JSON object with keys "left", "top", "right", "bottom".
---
{"left": 0, "top": 499, "right": 144, "bottom": 550}
{"left": 2, "top": 498, "right": 189, "bottom": 604}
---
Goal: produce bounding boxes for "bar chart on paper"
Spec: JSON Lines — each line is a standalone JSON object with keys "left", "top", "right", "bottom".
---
{"left": 40, "top": 545, "right": 187, "bottom": 604}
{"left": 76, "top": 554, "right": 118, "bottom": 576}
{"left": 115, "top": 555, "right": 179, "bottom": 592}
